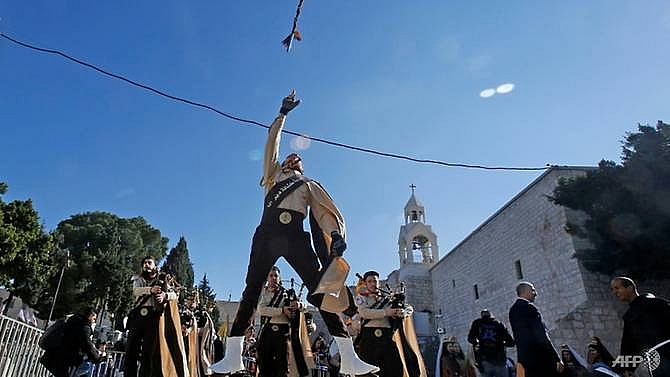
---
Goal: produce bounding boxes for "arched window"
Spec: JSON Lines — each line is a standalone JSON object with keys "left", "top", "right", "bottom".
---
{"left": 411, "top": 235, "right": 432, "bottom": 263}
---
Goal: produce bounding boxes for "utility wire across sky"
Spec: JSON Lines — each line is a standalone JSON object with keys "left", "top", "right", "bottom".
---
{"left": 1, "top": 32, "right": 550, "bottom": 171}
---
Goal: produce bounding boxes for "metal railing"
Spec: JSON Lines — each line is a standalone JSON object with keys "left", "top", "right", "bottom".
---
{"left": 0, "top": 315, "right": 126, "bottom": 377}
{"left": 0, "top": 315, "right": 49, "bottom": 377}
{"left": 74, "top": 352, "right": 125, "bottom": 377}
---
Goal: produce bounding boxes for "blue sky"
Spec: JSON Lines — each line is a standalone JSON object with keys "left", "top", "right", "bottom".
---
{"left": 2, "top": 1, "right": 669, "bottom": 300}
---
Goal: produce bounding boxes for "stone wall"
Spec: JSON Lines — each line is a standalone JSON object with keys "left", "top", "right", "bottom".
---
{"left": 395, "top": 264, "right": 435, "bottom": 315}
{"left": 552, "top": 268, "right": 623, "bottom": 355}
{"left": 429, "top": 168, "right": 588, "bottom": 346}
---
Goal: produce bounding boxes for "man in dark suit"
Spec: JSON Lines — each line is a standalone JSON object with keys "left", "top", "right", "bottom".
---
{"left": 508, "top": 282, "right": 563, "bottom": 377}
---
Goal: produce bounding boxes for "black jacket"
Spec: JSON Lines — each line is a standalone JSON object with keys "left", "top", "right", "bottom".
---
{"left": 509, "top": 298, "right": 560, "bottom": 377}
{"left": 467, "top": 317, "right": 515, "bottom": 362}
{"left": 40, "top": 314, "right": 103, "bottom": 377}
{"left": 621, "top": 293, "right": 670, "bottom": 356}
{"left": 62, "top": 314, "right": 103, "bottom": 366}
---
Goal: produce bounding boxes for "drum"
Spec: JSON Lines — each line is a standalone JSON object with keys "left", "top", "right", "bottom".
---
{"left": 312, "top": 365, "right": 329, "bottom": 377}
{"left": 243, "top": 355, "right": 257, "bottom": 375}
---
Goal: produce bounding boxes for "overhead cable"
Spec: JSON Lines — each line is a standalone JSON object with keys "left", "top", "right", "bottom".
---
{"left": 1, "top": 32, "right": 549, "bottom": 171}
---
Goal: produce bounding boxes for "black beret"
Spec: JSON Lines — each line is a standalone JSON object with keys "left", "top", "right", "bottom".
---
{"left": 363, "top": 270, "right": 379, "bottom": 280}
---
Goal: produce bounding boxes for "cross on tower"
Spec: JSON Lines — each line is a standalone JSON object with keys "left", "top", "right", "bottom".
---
{"left": 410, "top": 184, "right": 416, "bottom": 194}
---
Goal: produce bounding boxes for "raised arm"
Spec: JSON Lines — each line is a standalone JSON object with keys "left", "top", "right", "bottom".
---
{"left": 261, "top": 91, "right": 301, "bottom": 192}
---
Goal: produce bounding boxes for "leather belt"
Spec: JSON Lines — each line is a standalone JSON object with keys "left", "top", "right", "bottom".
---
{"left": 268, "top": 323, "right": 289, "bottom": 332}
{"left": 362, "top": 327, "right": 392, "bottom": 338}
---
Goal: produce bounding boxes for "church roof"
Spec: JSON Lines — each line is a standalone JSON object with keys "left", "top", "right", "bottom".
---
{"left": 405, "top": 193, "right": 423, "bottom": 210}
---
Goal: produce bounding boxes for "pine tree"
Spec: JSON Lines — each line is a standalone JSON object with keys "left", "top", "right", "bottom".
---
{"left": 162, "top": 236, "right": 194, "bottom": 289}
{"left": 198, "top": 274, "right": 221, "bottom": 325}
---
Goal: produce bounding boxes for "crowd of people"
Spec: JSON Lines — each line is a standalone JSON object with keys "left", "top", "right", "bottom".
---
{"left": 34, "top": 91, "right": 669, "bottom": 377}
{"left": 35, "top": 260, "right": 669, "bottom": 377}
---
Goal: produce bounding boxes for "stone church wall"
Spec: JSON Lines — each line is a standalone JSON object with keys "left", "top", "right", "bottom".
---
{"left": 388, "top": 264, "right": 435, "bottom": 315}
{"left": 429, "top": 168, "right": 594, "bottom": 349}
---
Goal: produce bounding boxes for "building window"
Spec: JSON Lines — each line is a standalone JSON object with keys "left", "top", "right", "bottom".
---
{"left": 452, "top": 279, "right": 456, "bottom": 288}
{"left": 515, "top": 260, "right": 523, "bottom": 279}
{"left": 474, "top": 284, "right": 479, "bottom": 300}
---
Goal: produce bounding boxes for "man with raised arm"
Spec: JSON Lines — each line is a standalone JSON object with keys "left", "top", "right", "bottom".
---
{"left": 211, "top": 91, "right": 378, "bottom": 376}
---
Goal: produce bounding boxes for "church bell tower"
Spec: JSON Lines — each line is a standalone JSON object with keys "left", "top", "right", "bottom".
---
{"left": 398, "top": 185, "right": 439, "bottom": 266}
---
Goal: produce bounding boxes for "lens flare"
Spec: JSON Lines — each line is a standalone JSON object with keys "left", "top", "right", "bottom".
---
{"left": 291, "top": 135, "right": 311, "bottom": 151}
{"left": 480, "top": 88, "right": 496, "bottom": 98}
{"left": 496, "top": 83, "right": 515, "bottom": 94}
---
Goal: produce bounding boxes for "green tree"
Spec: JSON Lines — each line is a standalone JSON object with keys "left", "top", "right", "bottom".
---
{"left": 198, "top": 274, "right": 221, "bottom": 325}
{"left": 0, "top": 182, "right": 56, "bottom": 310}
{"left": 34, "top": 212, "right": 169, "bottom": 323}
{"left": 551, "top": 121, "right": 670, "bottom": 280}
{"left": 162, "top": 236, "right": 194, "bottom": 289}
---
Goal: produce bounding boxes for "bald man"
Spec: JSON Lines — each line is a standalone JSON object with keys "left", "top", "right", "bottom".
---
{"left": 611, "top": 276, "right": 670, "bottom": 377}
{"left": 508, "top": 282, "right": 562, "bottom": 377}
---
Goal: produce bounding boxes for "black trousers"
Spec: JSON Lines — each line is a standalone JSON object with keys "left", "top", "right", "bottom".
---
{"left": 359, "top": 327, "right": 404, "bottom": 377}
{"left": 124, "top": 307, "right": 160, "bottom": 377}
{"left": 256, "top": 324, "right": 289, "bottom": 377}
{"left": 230, "top": 209, "right": 347, "bottom": 338}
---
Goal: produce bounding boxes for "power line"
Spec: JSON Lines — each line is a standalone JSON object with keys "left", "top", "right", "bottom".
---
{"left": 1, "top": 32, "right": 549, "bottom": 171}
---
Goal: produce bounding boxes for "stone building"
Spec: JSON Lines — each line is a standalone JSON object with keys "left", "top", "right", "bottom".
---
{"left": 426, "top": 166, "right": 623, "bottom": 353}
{"left": 387, "top": 166, "right": 670, "bottom": 374}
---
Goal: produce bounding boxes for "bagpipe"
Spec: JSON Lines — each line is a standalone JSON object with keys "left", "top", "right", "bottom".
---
{"left": 285, "top": 278, "right": 314, "bottom": 376}
{"left": 283, "top": 278, "right": 302, "bottom": 316}
{"left": 147, "top": 270, "right": 180, "bottom": 314}
{"left": 283, "top": 278, "right": 310, "bottom": 337}
{"left": 376, "top": 281, "right": 415, "bottom": 331}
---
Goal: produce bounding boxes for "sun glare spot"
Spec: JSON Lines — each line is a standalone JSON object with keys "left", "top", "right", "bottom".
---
{"left": 480, "top": 88, "right": 496, "bottom": 98}
{"left": 291, "top": 135, "right": 311, "bottom": 151}
{"left": 248, "top": 149, "right": 262, "bottom": 161}
{"left": 496, "top": 83, "right": 515, "bottom": 94}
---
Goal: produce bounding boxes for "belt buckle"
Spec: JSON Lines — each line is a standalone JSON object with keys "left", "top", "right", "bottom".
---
{"left": 279, "top": 211, "right": 292, "bottom": 224}
{"left": 374, "top": 329, "right": 383, "bottom": 338}
{"left": 271, "top": 325, "right": 279, "bottom": 331}
{"left": 140, "top": 307, "right": 149, "bottom": 316}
